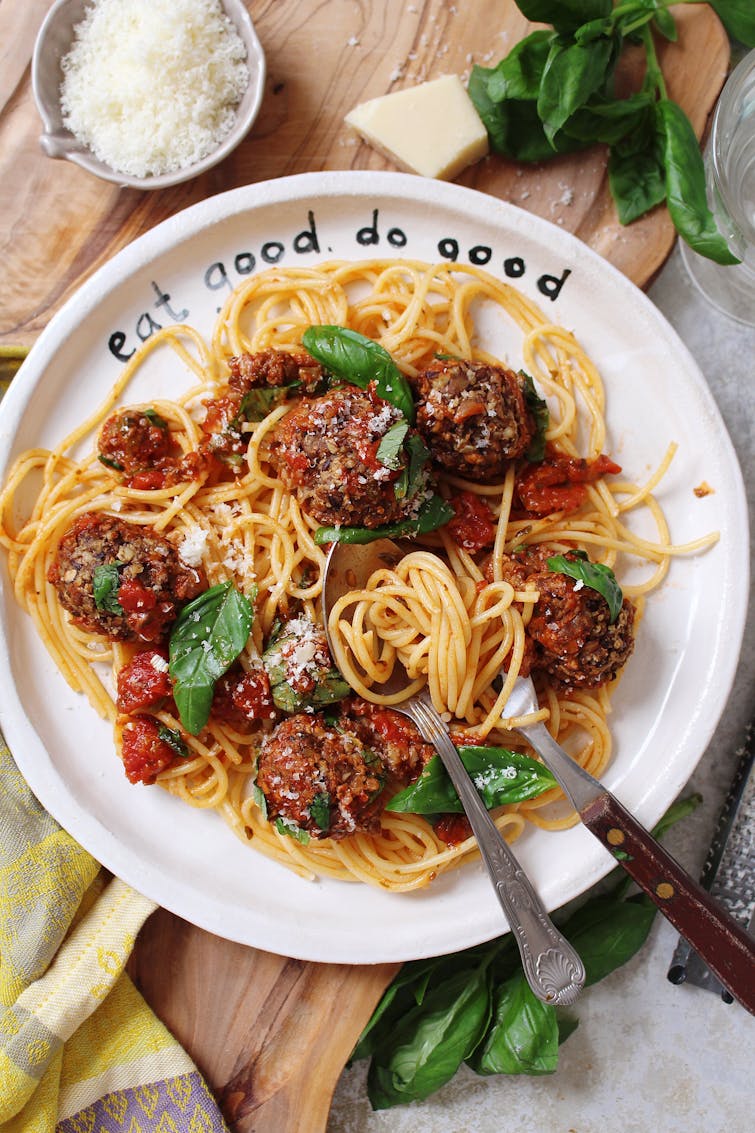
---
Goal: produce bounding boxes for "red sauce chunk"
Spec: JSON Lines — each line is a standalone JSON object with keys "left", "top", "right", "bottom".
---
{"left": 434, "top": 814, "right": 472, "bottom": 846}
{"left": 121, "top": 716, "right": 177, "bottom": 784}
{"left": 212, "top": 668, "right": 276, "bottom": 726}
{"left": 117, "top": 649, "right": 172, "bottom": 713}
{"left": 516, "top": 448, "right": 621, "bottom": 516}
{"left": 447, "top": 490, "right": 497, "bottom": 551}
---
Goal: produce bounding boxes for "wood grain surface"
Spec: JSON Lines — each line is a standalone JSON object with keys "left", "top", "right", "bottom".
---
{"left": 0, "top": 3, "right": 731, "bottom": 1131}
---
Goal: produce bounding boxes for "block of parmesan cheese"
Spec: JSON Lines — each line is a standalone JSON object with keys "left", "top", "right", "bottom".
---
{"left": 345, "top": 74, "right": 489, "bottom": 180}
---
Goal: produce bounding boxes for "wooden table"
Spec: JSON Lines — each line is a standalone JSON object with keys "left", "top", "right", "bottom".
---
{"left": 0, "top": 3, "right": 731, "bottom": 1130}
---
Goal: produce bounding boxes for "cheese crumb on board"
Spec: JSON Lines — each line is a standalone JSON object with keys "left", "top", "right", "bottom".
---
{"left": 344, "top": 74, "right": 489, "bottom": 180}
{"left": 60, "top": 0, "right": 250, "bottom": 179}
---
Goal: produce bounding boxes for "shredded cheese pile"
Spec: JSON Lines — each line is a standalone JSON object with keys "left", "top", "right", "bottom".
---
{"left": 60, "top": 0, "right": 250, "bottom": 178}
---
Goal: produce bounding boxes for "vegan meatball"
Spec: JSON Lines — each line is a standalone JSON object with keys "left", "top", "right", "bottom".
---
{"left": 256, "top": 713, "right": 386, "bottom": 839}
{"left": 338, "top": 696, "right": 433, "bottom": 785}
{"left": 268, "top": 385, "right": 413, "bottom": 528}
{"left": 47, "top": 511, "right": 205, "bottom": 643}
{"left": 497, "top": 548, "right": 635, "bottom": 689}
{"left": 413, "top": 359, "right": 534, "bottom": 481}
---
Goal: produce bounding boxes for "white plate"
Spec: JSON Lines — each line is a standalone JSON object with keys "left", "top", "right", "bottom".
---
{"left": 0, "top": 172, "right": 747, "bottom": 964}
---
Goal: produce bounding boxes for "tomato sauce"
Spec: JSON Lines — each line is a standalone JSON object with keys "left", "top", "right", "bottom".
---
{"left": 117, "top": 649, "right": 172, "bottom": 713}
{"left": 516, "top": 448, "right": 621, "bottom": 515}
{"left": 121, "top": 716, "right": 177, "bottom": 784}
{"left": 447, "top": 490, "right": 497, "bottom": 551}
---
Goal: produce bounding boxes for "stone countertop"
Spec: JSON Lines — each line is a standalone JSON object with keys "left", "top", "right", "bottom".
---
{"left": 328, "top": 243, "right": 754, "bottom": 1133}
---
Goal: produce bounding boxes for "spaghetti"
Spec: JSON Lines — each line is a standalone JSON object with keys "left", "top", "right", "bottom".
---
{"left": 0, "top": 259, "right": 717, "bottom": 890}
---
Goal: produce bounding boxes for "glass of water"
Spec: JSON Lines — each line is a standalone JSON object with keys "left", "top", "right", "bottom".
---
{"left": 680, "top": 49, "right": 755, "bottom": 326}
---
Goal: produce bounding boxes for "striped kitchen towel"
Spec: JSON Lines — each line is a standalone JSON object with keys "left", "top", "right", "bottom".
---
{"left": 0, "top": 736, "right": 229, "bottom": 1132}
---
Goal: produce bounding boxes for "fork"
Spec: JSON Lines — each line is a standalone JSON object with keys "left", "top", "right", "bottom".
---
{"left": 322, "top": 538, "right": 585, "bottom": 1007}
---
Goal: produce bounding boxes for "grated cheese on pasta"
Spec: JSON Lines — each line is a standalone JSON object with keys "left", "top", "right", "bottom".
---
{"left": 60, "top": 0, "right": 250, "bottom": 178}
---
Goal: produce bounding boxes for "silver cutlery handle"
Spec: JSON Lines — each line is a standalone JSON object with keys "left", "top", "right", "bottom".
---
{"left": 409, "top": 698, "right": 585, "bottom": 1006}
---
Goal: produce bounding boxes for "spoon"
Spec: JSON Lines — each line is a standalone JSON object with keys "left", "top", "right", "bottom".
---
{"left": 321, "top": 538, "right": 586, "bottom": 1007}
{"left": 502, "top": 676, "right": 755, "bottom": 1015}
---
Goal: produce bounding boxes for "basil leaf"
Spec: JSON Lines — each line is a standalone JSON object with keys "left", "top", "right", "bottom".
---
{"left": 387, "top": 746, "right": 556, "bottom": 815}
{"left": 564, "top": 91, "right": 653, "bottom": 145}
{"left": 515, "top": 0, "right": 612, "bottom": 35}
{"left": 236, "top": 383, "right": 301, "bottom": 423}
{"left": 376, "top": 419, "right": 409, "bottom": 470}
{"left": 652, "top": 4, "right": 678, "bottom": 41}
{"left": 157, "top": 725, "right": 189, "bottom": 758}
{"left": 651, "top": 792, "right": 702, "bottom": 841}
{"left": 92, "top": 562, "right": 124, "bottom": 614}
{"left": 395, "top": 433, "right": 430, "bottom": 501}
{"left": 707, "top": 1, "right": 755, "bottom": 46}
{"left": 309, "top": 791, "right": 331, "bottom": 833}
{"left": 314, "top": 493, "right": 454, "bottom": 546}
{"left": 656, "top": 98, "right": 740, "bottom": 265}
{"left": 301, "top": 325, "right": 415, "bottom": 423}
{"left": 469, "top": 68, "right": 583, "bottom": 162}
{"left": 275, "top": 817, "right": 310, "bottom": 844}
{"left": 483, "top": 30, "right": 554, "bottom": 101}
{"left": 98, "top": 454, "right": 125, "bottom": 471}
{"left": 169, "top": 581, "right": 254, "bottom": 735}
{"left": 466, "top": 973, "right": 559, "bottom": 1075}
{"left": 367, "top": 964, "right": 492, "bottom": 1109}
{"left": 546, "top": 551, "right": 623, "bottom": 623}
{"left": 608, "top": 110, "right": 667, "bottom": 224}
{"left": 262, "top": 618, "right": 350, "bottom": 713}
{"left": 521, "top": 372, "right": 549, "bottom": 462}
{"left": 142, "top": 407, "right": 169, "bottom": 429}
{"left": 559, "top": 893, "right": 656, "bottom": 985}
{"left": 538, "top": 36, "right": 615, "bottom": 145}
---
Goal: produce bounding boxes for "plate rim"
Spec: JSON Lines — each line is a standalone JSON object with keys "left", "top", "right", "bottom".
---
{"left": 0, "top": 170, "right": 749, "bottom": 963}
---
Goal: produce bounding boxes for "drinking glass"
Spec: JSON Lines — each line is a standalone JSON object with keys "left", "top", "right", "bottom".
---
{"left": 680, "top": 49, "right": 755, "bottom": 326}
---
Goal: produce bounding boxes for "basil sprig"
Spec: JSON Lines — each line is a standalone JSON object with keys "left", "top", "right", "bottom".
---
{"left": 302, "top": 325, "right": 416, "bottom": 422}
{"left": 387, "top": 745, "right": 556, "bottom": 815}
{"left": 354, "top": 794, "right": 701, "bottom": 1109}
{"left": 546, "top": 550, "right": 623, "bottom": 622}
{"left": 92, "top": 562, "right": 124, "bottom": 614}
{"left": 168, "top": 581, "right": 254, "bottom": 735}
{"left": 468, "top": 1, "right": 754, "bottom": 265}
{"left": 314, "top": 493, "right": 455, "bottom": 546}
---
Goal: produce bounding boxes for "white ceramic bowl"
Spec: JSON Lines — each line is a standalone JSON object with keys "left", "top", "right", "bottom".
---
{"left": 31, "top": 0, "right": 266, "bottom": 190}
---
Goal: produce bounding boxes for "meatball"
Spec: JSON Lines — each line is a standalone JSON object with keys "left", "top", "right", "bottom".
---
{"left": 199, "top": 349, "right": 327, "bottom": 467}
{"left": 496, "top": 548, "right": 635, "bottom": 690}
{"left": 413, "top": 359, "right": 534, "bottom": 481}
{"left": 525, "top": 567, "right": 635, "bottom": 690}
{"left": 268, "top": 385, "right": 412, "bottom": 528}
{"left": 47, "top": 512, "right": 205, "bottom": 643}
{"left": 99, "top": 409, "right": 173, "bottom": 475}
{"left": 256, "top": 713, "right": 386, "bottom": 839}
{"left": 338, "top": 696, "right": 433, "bottom": 785}
{"left": 227, "top": 348, "right": 325, "bottom": 395}
{"left": 98, "top": 408, "right": 201, "bottom": 489}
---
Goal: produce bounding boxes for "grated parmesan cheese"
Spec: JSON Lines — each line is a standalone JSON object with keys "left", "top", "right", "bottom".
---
{"left": 60, "top": 0, "right": 250, "bottom": 178}
{"left": 178, "top": 525, "right": 209, "bottom": 567}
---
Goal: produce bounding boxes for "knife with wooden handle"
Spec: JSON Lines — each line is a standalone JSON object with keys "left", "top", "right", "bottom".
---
{"left": 503, "top": 677, "right": 755, "bottom": 1016}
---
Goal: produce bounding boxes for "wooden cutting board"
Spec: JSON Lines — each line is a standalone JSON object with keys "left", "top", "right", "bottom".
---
{"left": 0, "top": 2, "right": 730, "bottom": 1129}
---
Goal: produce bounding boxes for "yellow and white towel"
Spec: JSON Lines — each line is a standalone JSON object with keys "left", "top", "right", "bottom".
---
{"left": 0, "top": 737, "right": 229, "bottom": 1132}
